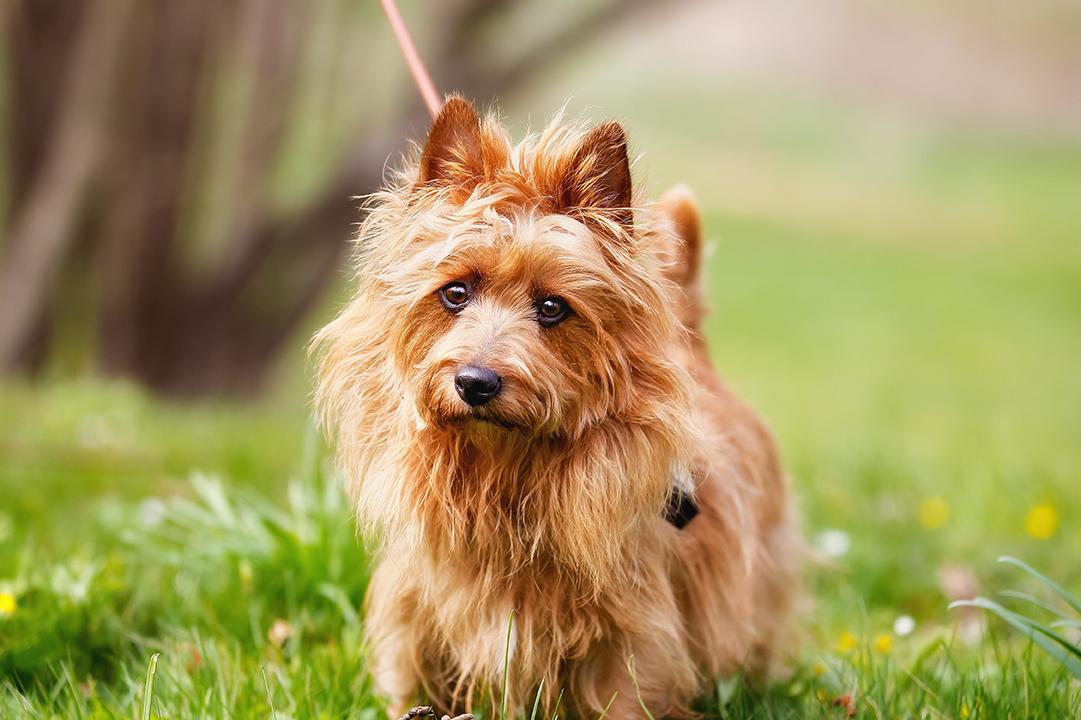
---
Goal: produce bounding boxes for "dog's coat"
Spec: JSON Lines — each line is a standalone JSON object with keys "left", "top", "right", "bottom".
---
{"left": 314, "top": 97, "right": 802, "bottom": 719}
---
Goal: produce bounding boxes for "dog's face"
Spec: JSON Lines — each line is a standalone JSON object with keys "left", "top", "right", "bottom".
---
{"left": 323, "top": 98, "right": 685, "bottom": 443}
{"left": 400, "top": 210, "right": 638, "bottom": 437}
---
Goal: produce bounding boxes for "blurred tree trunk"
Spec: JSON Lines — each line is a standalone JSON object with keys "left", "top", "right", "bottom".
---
{"left": 0, "top": 0, "right": 130, "bottom": 372}
{"left": 0, "top": 0, "right": 663, "bottom": 396}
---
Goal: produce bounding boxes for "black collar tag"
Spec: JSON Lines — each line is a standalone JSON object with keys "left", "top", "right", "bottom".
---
{"left": 663, "top": 487, "right": 699, "bottom": 529}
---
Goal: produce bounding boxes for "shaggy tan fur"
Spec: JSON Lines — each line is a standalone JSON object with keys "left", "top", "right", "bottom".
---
{"left": 314, "top": 96, "right": 802, "bottom": 719}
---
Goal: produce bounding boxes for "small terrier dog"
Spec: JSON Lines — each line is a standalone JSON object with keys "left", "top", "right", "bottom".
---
{"left": 315, "top": 96, "right": 801, "bottom": 719}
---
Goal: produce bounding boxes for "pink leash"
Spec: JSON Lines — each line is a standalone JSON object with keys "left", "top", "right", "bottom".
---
{"left": 378, "top": 0, "right": 442, "bottom": 118}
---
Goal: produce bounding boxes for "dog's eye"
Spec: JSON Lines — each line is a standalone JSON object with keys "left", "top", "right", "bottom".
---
{"left": 439, "top": 281, "right": 472, "bottom": 311}
{"left": 536, "top": 296, "right": 570, "bottom": 327}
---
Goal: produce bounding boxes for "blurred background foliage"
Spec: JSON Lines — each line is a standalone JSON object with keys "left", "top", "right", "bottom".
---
{"left": 1, "top": 0, "right": 1080, "bottom": 715}
{"left": 1, "top": 0, "right": 1079, "bottom": 394}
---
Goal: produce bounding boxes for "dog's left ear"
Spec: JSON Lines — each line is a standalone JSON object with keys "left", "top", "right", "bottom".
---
{"left": 559, "top": 122, "right": 633, "bottom": 229}
{"left": 418, "top": 96, "right": 486, "bottom": 197}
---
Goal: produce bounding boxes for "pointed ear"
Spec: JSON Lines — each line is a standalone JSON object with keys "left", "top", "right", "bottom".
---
{"left": 418, "top": 96, "right": 485, "bottom": 194}
{"left": 657, "top": 184, "right": 702, "bottom": 287}
{"left": 559, "top": 121, "right": 633, "bottom": 229}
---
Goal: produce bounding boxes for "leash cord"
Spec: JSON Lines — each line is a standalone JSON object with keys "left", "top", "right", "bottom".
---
{"left": 379, "top": 0, "right": 442, "bottom": 118}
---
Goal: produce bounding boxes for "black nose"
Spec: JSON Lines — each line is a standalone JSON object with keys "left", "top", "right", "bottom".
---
{"left": 454, "top": 365, "right": 502, "bottom": 406}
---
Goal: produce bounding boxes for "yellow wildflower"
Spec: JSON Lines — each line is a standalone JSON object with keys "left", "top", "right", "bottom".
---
{"left": 0, "top": 592, "right": 15, "bottom": 617}
{"left": 873, "top": 633, "right": 893, "bottom": 654}
{"left": 812, "top": 662, "right": 827, "bottom": 677}
{"left": 919, "top": 497, "right": 950, "bottom": 529}
{"left": 1024, "top": 504, "right": 1059, "bottom": 540}
{"left": 836, "top": 631, "right": 858, "bottom": 654}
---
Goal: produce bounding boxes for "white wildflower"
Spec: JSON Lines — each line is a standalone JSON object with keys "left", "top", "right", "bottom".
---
{"left": 815, "top": 529, "right": 851, "bottom": 558}
{"left": 893, "top": 614, "right": 916, "bottom": 637}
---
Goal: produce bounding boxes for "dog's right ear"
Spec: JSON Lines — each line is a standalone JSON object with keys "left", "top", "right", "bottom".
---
{"left": 418, "top": 96, "right": 486, "bottom": 197}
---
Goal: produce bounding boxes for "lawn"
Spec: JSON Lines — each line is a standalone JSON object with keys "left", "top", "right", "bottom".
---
{"left": 2, "top": 89, "right": 1081, "bottom": 717}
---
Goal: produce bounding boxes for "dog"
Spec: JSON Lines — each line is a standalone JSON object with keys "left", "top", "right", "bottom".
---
{"left": 314, "top": 96, "right": 802, "bottom": 719}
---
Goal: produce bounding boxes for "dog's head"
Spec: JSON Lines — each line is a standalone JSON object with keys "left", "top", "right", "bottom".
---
{"left": 317, "top": 97, "right": 689, "bottom": 445}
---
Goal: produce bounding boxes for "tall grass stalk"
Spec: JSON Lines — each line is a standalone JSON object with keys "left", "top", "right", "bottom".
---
{"left": 141, "top": 653, "right": 160, "bottom": 720}
{"left": 501, "top": 610, "right": 515, "bottom": 718}
{"left": 951, "top": 556, "right": 1081, "bottom": 679}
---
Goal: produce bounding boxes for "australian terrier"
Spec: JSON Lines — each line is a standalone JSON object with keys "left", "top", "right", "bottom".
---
{"left": 314, "top": 96, "right": 802, "bottom": 719}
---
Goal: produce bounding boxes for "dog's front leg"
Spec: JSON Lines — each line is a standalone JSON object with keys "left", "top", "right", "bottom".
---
{"left": 370, "top": 622, "right": 421, "bottom": 720}
{"left": 366, "top": 564, "right": 424, "bottom": 718}
{"left": 584, "top": 631, "right": 699, "bottom": 720}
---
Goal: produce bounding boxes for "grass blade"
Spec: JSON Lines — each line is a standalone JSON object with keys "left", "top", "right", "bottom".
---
{"left": 998, "top": 556, "right": 1081, "bottom": 615}
{"left": 140, "top": 653, "right": 160, "bottom": 720}
{"left": 951, "top": 598, "right": 1081, "bottom": 678}
{"left": 550, "top": 689, "right": 564, "bottom": 720}
{"left": 529, "top": 677, "right": 545, "bottom": 720}
{"left": 625, "top": 656, "right": 656, "bottom": 720}
{"left": 597, "top": 691, "right": 619, "bottom": 719}
{"left": 61, "top": 665, "right": 86, "bottom": 720}
{"left": 959, "top": 597, "right": 1081, "bottom": 660}
{"left": 501, "top": 609, "right": 515, "bottom": 718}
{"left": 261, "top": 665, "right": 277, "bottom": 720}
{"left": 999, "top": 590, "right": 1076, "bottom": 623}
{"left": 3, "top": 682, "right": 36, "bottom": 717}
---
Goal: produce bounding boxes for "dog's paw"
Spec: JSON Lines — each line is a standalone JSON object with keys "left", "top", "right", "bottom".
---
{"left": 397, "top": 707, "right": 433, "bottom": 720}
{"left": 397, "top": 706, "right": 473, "bottom": 720}
{"left": 397, "top": 704, "right": 430, "bottom": 717}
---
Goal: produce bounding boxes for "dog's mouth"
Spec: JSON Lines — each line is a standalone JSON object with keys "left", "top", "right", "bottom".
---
{"left": 419, "top": 374, "right": 546, "bottom": 434}
{"left": 448, "top": 408, "right": 521, "bottom": 431}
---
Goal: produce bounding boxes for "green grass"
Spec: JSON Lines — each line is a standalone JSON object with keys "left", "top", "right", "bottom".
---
{"left": 3, "top": 90, "right": 1081, "bottom": 717}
